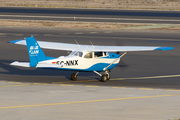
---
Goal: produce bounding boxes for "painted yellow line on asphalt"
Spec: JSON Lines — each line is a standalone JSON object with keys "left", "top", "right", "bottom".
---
{"left": 86, "top": 85, "right": 99, "bottom": 87}
{"left": 75, "top": 32, "right": 83, "bottom": 34}
{"left": 50, "top": 74, "right": 180, "bottom": 86}
{"left": 89, "top": 32, "right": 98, "bottom": 34}
{"left": 112, "top": 74, "right": 180, "bottom": 81}
{"left": 30, "top": 34, "right": 38, "bottom": 36}
{"left": 44, "top": 34, "right": 53, "bottom": 36}
{"left": 128, "top": 75, "right": 180, "bottom": 80}
{"left": 112, "top": 87, "right": 126, "bottom": 89}
{"left": 8, "top": 82, "right": 21, "bottom": 84}
{"left": 51, "top": 80, "right": 97, "bottom": 84}
{"left": 11, "top": 34, "right": 23, "bottom": 36}
{"left": 33, "top": 83, "right": 47, "bottom": 85}
{"left": 60, "top": 84, "right": 74, "bottom": 86}
{"left": 56, "top": 34, "right": 180, "bottom": 42}
{"left": 166, "top": 89, "right": 180, "bottom": 91}
{"left": 1, "top": 32, "right": 180, "bottom": 42}
{"left": 113, "top": 37, "right": 180, "bottom": 42}
{"left": 139, "top": 88, "right": 153, "bottom": 90}
{"left": 110, "top": 78, "right": 126, "bottom": 80}
{"left": 0, "top": 84, "right": 30, "bottom": 88}
{"left": 44, "top": 34, "right": 61, "bottom": 37}
{"left": 0, "top": 33, "right": 8, "bottom": 35}
{"left": 52, "top": 82, "right": 68, "bottom": 84}
{"left": 6, "top": 26, "right": 13, "bottom": 28}
{"left": 0, "top": 93, "right": 179, "bottom": 109}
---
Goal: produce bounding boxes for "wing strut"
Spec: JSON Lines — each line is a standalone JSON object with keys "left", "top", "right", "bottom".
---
{"left": 103, "top": 52, "right": 127, "bottom": 71}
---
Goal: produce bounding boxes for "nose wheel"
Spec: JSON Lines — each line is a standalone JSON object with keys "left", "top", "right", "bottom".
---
{"left": 101, "top": 74, "right": 107, "bottom": 82}
{"left": 101, "top": 73, "right": 110, "bottom": 82}
{"left": 94, "top": 71, "right": 110, "bottom": 82}
{"left": 106, "top": 73, "right": 110, "bottom": 80}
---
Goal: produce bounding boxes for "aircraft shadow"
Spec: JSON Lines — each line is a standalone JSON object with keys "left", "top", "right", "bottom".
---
{"left": 1, "top": 59, "right": 179, "bottom": 89}
{"left": 0, "top": 59, "right": 128, "bottom": 82}
{"left": 0, "top": 59, "right": 104, "bottom": 83}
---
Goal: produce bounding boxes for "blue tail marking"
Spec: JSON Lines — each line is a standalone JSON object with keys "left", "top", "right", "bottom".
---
{"left": 26, "top": 36, "right": 47, "bottom": 67}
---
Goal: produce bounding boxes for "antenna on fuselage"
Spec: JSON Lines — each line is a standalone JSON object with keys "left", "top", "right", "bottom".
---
{"left": 89, "top": 40, "right": 95, "bottom": 48}
{"left": 75, "top": 39, "right": 80, "bottom": 48}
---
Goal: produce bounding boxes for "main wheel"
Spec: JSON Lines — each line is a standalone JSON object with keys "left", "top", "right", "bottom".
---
{"left": 71, "top": 73, "right": 77, "bottom": 81}
{"left": 101, "top": 74, "right": 107, "bottom": 82}
{"left": 106, "top": 74, "right": 110, "bottom": 80}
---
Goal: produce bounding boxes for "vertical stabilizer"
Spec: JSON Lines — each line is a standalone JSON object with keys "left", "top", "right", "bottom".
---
{"left": 26, "top": 36, "right": 47, "bottom": 67}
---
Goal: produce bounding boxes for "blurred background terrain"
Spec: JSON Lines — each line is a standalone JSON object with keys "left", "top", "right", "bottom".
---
{"left": 0, "top": 0, "right": 180, "bottom": 10}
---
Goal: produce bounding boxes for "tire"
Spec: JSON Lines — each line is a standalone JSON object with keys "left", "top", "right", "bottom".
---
{"left": 106, "top": 74, "right": 110, "bottom": 80}
{"left": 71, "top": 73, "right": 77, "bottom": 81}
{"left": 101, "top": 74, "right": 107, "bottom": 82}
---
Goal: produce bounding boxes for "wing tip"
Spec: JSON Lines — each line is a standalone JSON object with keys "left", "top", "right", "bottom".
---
{"left": 8, "top": 40, "right": 23, "bottom": 44}
{"left": 154, "top": 47, "right": 174, "bottom": 51}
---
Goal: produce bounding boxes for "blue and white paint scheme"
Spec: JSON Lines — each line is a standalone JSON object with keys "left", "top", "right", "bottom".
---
{"left": 9, "top": 36, "right": 174, "bottom": 82}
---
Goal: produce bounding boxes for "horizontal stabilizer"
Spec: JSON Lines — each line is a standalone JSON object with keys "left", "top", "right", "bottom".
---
{"left": 10, "top": 61, "right": 30, "bottom": 67}
{"left": 154, "top": 47, "right": 174, "bottom": 51}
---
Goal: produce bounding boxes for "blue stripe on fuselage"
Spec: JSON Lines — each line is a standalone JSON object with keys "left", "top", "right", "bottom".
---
{"left": 38, "top": 63, "right": 118, "bottom": 72}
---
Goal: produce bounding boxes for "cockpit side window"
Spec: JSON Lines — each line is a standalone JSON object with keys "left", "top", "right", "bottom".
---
{"left": 104, "top": 52, "right": 109, "bottom": 56}
{"left": 94, "top": 52, "right": 103, "bottom": 58}
{"left": 76, "top": 52, "right": 83, "bottom": 57}
{"left": 84, "top": 52, "right": 92, "bottom": 58}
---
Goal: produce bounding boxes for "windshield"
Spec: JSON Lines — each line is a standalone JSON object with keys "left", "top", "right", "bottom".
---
{"left": 69, "top": 51, "right": 83, "bottom": 57}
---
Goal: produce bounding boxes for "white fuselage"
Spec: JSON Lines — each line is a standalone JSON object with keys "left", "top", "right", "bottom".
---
{"left": 38, "top": 51, "right": 120, "bottom": 72}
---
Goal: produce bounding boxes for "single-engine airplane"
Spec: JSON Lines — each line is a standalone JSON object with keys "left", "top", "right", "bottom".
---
{"left": 9, "top": 36, "right": 173, "bottom": 82}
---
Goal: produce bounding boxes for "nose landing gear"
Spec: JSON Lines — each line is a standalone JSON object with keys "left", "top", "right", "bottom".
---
{"left": 94, "top": 71, "right": 110, "bottom": 82}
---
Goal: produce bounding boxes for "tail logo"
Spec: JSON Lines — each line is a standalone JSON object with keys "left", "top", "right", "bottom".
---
{"left": 29, "top": 44, "right": 39, "bottom": 56}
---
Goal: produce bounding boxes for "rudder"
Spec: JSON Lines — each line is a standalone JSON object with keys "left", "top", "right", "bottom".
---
{"left": 26, "top": 36, "right": 47, "bottom": 67}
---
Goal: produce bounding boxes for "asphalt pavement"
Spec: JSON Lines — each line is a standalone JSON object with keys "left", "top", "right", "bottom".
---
{"left": 0, "top": 7, "right": 180, "bottom": 24}
{"left": 0, "top": 26, "right": 180, "bottom": 120}
{"left": 0, "top": 26, "right": 180, "bottom": 88}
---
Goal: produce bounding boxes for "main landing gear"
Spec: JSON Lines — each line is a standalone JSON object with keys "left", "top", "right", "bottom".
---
{"left": 70, "top": 71, "right": 110, "bottom": 82}
{"left": 71, "top": 72, "right": 79, "bottom": 81}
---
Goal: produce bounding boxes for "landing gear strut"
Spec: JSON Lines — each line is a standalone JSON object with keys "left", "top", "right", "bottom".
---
{"left": 71, "top": 72, "right": 79, "bottom": 81}
{"left": 71, "top": 71, "right": 110, "bottom": 82}
{"left": 94, "top": 71, "right": 110, "bottom": 82}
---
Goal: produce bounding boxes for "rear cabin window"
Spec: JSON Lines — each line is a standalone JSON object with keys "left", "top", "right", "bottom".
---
{"left": 84, "top": 52, "right": 92, "bottom": 58}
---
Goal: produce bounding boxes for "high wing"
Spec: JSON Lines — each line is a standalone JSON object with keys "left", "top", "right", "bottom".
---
{"left": 8, "top": 39, "right": 174, "bottom": 52}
